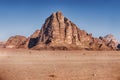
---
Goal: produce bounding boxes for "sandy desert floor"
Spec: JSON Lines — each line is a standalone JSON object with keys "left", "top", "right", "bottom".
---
{"left": 0, "top": 48, "right": 120, "bottom": 80}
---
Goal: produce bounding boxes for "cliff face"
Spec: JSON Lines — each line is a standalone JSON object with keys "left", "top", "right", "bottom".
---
{"left": 28, "top": 30, "right": 40, "bottom": 48}
{"left": 28, "top": 11, "right": 111, "bottom": 50}
{"left": 5, "top": 11, "right": 118, "bottom": 50}
{"left": 37, "top": 12, "right": 92, "bottom": 48}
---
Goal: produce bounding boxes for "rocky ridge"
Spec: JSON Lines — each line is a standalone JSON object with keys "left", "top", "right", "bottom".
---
{"left": 5, "top": 11, "right": 120, "bottom": 50}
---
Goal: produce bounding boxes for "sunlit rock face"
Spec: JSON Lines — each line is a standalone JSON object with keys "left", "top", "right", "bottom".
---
{"left": 28, "top": 11, "right": 111, "bottom": 50}
{"left": 6, "top": 11, "right": 118, "bottom": 50}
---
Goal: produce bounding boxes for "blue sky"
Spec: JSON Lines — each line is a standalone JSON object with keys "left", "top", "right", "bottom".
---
{"left": 0, "top": 0, "right": 120, "bottom": 41}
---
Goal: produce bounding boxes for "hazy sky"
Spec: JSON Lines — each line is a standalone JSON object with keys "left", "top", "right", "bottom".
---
{"left": 0, "top": 0, "right": 120, "bottom": 41}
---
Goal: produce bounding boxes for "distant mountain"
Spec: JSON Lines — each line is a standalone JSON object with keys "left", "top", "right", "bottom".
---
{"left": 5, "top": 11, "right": 119, "bottom": 50}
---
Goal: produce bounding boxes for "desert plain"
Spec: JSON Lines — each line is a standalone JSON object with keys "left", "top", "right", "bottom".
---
{"left": 0, "top": 48, "right": 120, "bottom": 80}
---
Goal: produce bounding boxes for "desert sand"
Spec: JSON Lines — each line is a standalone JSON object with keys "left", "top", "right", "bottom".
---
{"left": 0, "top": 48, "right": 120, "bottom": 80}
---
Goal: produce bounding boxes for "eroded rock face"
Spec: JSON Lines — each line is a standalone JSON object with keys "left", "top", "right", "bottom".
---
{"left": 29, "top": 12, "right": 92, "bottom": 49}
{"left": 28, "top": 11, "right": 111, "bottom": 50}
{"left": 99, "top": 34, "right": 119, "bottom": 50}
{"left": 6, "top": 11, "right": 119, "bottom": 50}
{"left": 5, "top": 35, "right": 27, "bottom": 48}
{"left": 89, "top": 38, "right": 110, "bottom": 50}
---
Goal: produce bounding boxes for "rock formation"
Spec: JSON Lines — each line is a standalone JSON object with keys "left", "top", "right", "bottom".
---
{"left": 5, "top": 35, "right": 27, "bottom": 48}
{"left": 34, "top": 12, "right": 92, "bottom": 49}
{"left": 99, "top": 34, "right": 119, "bottom": 50}
{"left": 27, "top": 11, "right": 111, "bottom": 50}
{"left": 5, "top": 11, "right": 119, "bottom": 50}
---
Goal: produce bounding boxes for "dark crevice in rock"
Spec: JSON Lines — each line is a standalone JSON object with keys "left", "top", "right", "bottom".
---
{"left": 56, "top": 12, "right": 61, "bottom": 35}
{"left": 28, "top": 37, "right": 39, "bottom": 48}
{"left": 117, "top": 44, "right": 120, "bottom": 49}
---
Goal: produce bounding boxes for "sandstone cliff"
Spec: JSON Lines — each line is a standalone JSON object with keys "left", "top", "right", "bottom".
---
{"left": 6, "top": 11, "right": 118, "bottom": 50}
{"left": 28, "top": 11, "right": 111, "bottom": 50}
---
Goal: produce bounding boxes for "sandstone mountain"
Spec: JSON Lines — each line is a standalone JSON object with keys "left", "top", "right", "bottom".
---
{"left": 31, "top": 11, "right": 94, "bottom": 50}
{"left": 27, "top": 11, "right": 111, "bottom": 50}
{"left": 5, "top": 11, "right": 118, "bottom": 50}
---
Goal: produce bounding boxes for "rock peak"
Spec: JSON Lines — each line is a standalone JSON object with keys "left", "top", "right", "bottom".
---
{"left": 26, "top": 12, "right": 114, "bottom": 50}
{"left": 56, "top": 11, "right": 63, "bottom": 15}
{"left": 56, "top": 11, "right": 62, "bottom": 13}
{"left": 31, "top": 12, "right": 95, "bottom": 49}
{"left": 51, "top": 11, "right": 64, "bottom": 18}
{"left": 52, "top": 11, "right": 63, "bottom": 14}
